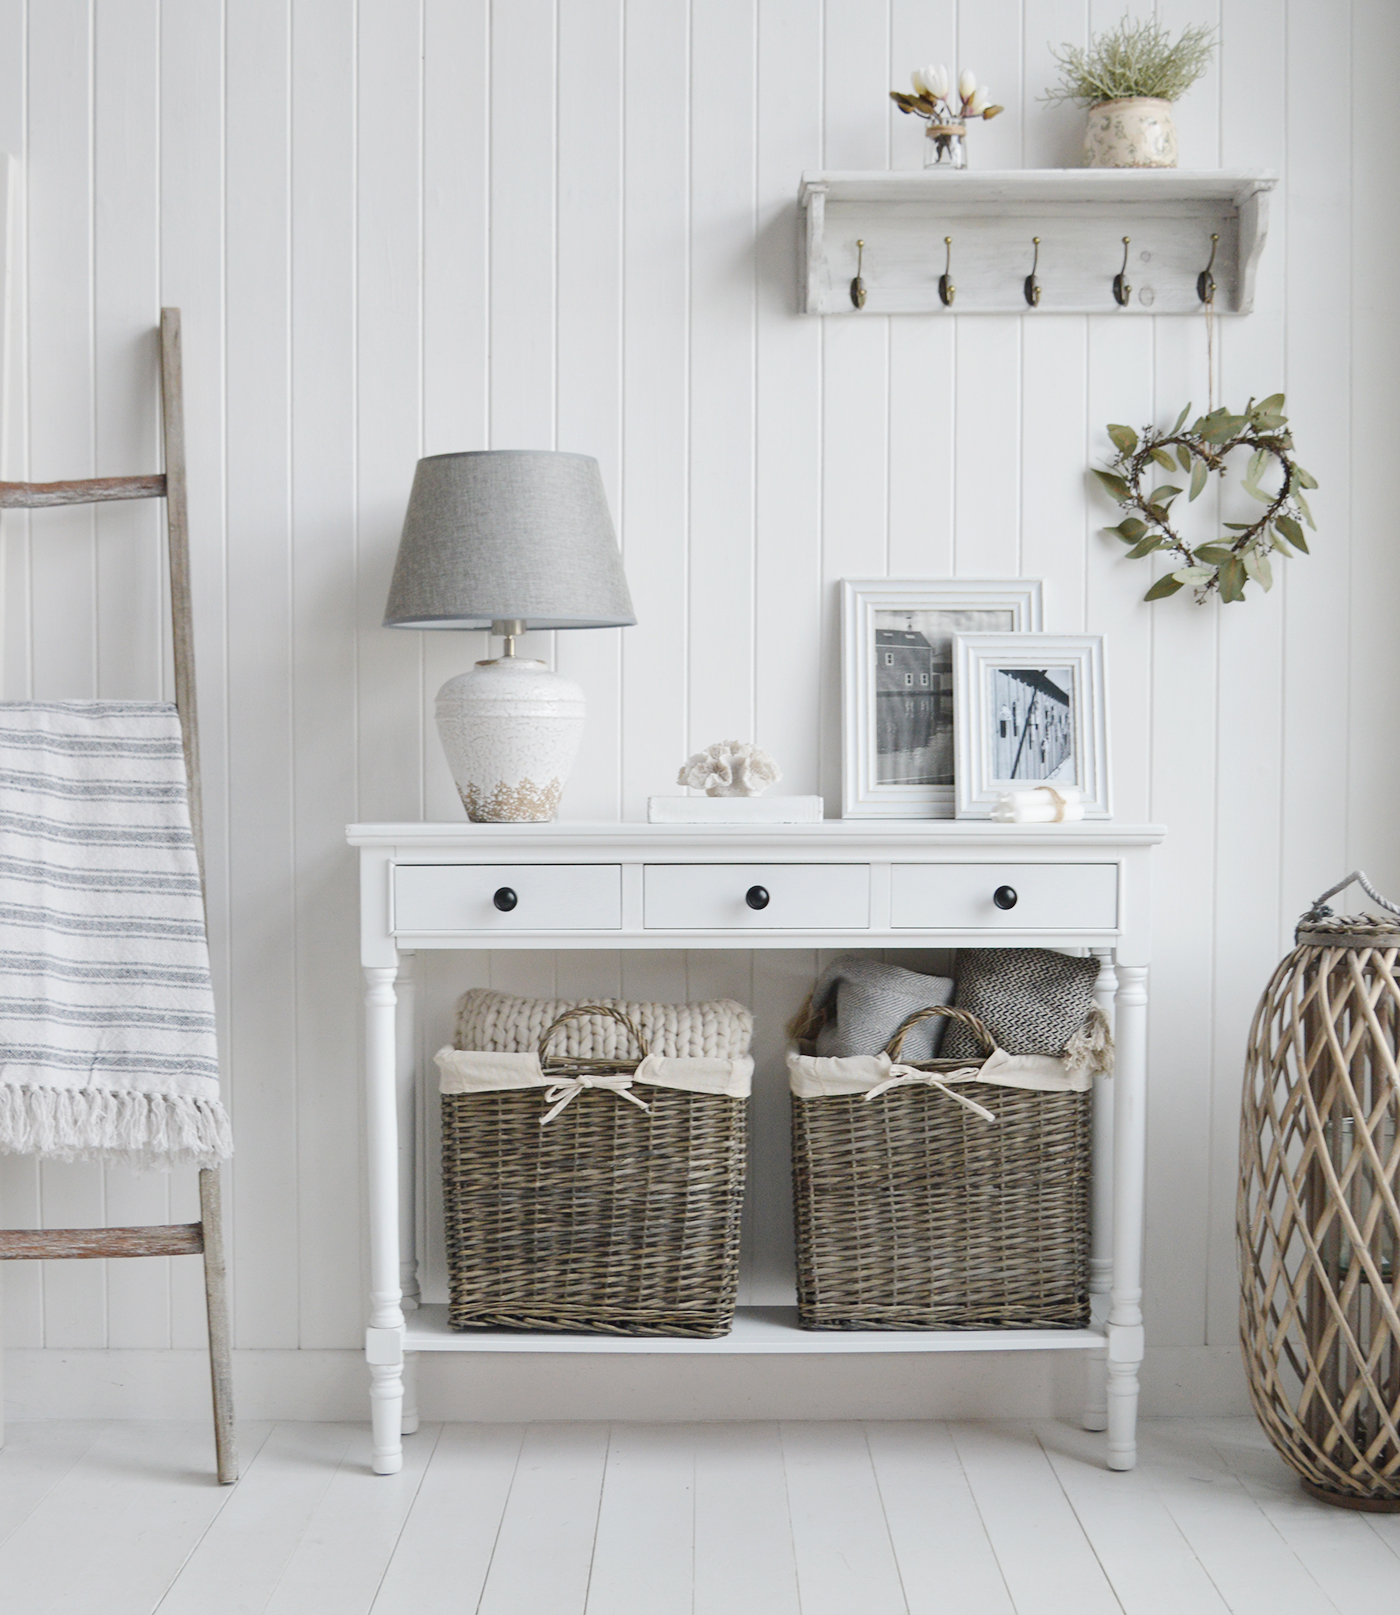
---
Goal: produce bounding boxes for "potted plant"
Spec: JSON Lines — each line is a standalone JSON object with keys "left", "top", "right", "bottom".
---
{"left": 1042, "top": 15, "right": 1216, "bottom": 169}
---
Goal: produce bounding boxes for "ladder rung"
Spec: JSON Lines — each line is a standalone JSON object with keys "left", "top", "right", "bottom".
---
{"left": 0, "top": 1223, "right": 204, "bottom": 1259}
{"left": 0, "top": 474, "right": 167, "bottom": 509}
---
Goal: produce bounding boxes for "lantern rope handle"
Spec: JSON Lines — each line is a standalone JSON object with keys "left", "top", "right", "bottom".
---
{"left": 1303, "top": 870, "right": 1400, "bottom": 921}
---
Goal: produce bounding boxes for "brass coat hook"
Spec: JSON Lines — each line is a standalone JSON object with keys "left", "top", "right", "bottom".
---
{"left": 1024, "top": 237, "right": 1042, "bottom": 307}
{"left": 939, "top": 236, "right": 955, "bottom": 307}
{"left": 1113, "top": 236, "right": 1132, "bottom": 307}
{"left": 850, "top": 239, "right": 867, "bottom": 310}
{"left": 1197, "top": 233, "right": 1219, "bottom": 305}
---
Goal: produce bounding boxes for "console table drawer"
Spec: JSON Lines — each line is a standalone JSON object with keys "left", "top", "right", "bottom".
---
{"left": 891, "top": 863, "right": 1118, "bottom": 930}
{"left": 393, "top": 863, "right": 622, "bottom": 932}
{"left": 644, "top": 864, "right": 870, "bottom": 930}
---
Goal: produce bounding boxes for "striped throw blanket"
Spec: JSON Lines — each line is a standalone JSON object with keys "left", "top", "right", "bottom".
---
{"left": 0, "top": 702, "right": 231, "bottom": 1170}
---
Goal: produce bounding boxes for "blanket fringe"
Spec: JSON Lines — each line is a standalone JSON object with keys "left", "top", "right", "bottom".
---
{"left": 1062, "top": 1005, "right": 1115, "bottom": 1081}
{"left": 0, "top": 1086, "right": 233, "bottom": 1172}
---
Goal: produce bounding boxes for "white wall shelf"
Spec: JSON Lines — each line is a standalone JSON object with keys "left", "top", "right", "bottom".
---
{"left": 798, "top": 169, "right": 1277, "bottom": 316}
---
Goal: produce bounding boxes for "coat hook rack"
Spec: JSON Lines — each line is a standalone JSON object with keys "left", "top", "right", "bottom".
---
{"left": 1197, "top": 233, "right": 1219, "bottom": 305}
{"left": 850, "top": 239, "right": 867, "bottom": 310}
{"left": 1113, "top": 236, "right": 1132, "bottom": 307}
{"left": 939, "top": 236, "right": 956, "bottom": 307}
{"left": 1024, "top": 237, "right": 1042, "bottom": 307}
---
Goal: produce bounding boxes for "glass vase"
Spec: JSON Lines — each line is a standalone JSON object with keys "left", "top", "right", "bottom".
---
{"left": 924, "top": 121, "right": 967, "bottom": 169}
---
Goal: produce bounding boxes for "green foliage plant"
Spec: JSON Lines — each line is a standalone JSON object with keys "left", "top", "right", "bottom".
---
{"left": 1095, "top": 396, "right": 1317, "bottom": 604}
{"left": 1043, "top": 14, "right": 1216, "bottom": 108}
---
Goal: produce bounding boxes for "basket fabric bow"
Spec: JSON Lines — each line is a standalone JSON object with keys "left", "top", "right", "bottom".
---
{"left": 539, "top": 1074, "right": 651, "bottom": 1127}
{"left": 863, "top": 1063, "right": 997, "bottom": 1122}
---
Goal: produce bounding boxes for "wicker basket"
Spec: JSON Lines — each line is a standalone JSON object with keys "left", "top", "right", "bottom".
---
{"left": 790, "top": 1004, "right": 1092, "bottom": 1331}
{"left": 440, "top": 1005, "right": 748, "bottom": 1338}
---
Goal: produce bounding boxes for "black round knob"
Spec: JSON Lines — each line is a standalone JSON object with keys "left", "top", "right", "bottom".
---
{"left": 993, "top": 885, "right": 1018, "bottom": 911}
{"left": 493, "top": 887, "right": 518, "bottom": 912}
{"left": 745, "top": 885, "right": 771, "bottom": 911}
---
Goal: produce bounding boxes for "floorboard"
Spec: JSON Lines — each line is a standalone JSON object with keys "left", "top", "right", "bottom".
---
{"left": 1192, "top": 1418, "right": 1400, "bottom": 1611}
{"left": 780, "top": 1421, "right": 907, "bottom": 1615}
{"left": 370, "top": 1424, "right": 525, "bottom": 1615}
{"left": 0, "top": 1420, "right": 271, "bottom": 1615}
{"left": 692, "top": 1422, "right": 800, "bottom": 1615}
{"left": 585, "top": 1423, "right": 694, "bottom": 1615}
{"left": 1033, "top": 1419, "right": 1231, "bottom": 1615}
{"left": 0, "top": 1417, "right": 1395, "bottom": 1613}
{"left": 949, "top": 1420, "right": 1123, "bottom": 1615}
{"left": 474, "top": 1422, "right": 610, "bottom": 1615}
{"left": 154, "top": 1421, "right": 355, "bottom": 1615}
{"left": 1132, "top": 1420, "right": 1342, "bottom": 1615}
{"left": 0, "top": 1419, "right": 110, "bottom": 1548}
{"left": 866, "top": 1420, "right": 1015, "bottom": 1615}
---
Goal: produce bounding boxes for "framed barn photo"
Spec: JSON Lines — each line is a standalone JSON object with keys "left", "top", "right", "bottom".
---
{"left": 951, "top": 633, "right": 1111, "bottom": 819}
{"left": 841, "top": 579, "right": 1043, "bottom": 819}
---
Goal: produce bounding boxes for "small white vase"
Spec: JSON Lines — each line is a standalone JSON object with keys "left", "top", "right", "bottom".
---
{"left": 1083, "top": 97, "right": 1178, "bottom": 169}
{"left": 434, "top": 657, "right": 585, "bottom": 823}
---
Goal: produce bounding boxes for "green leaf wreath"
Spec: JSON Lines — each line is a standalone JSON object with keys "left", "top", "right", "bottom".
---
{"left": 1095, "top": 395, "right": 1316, "bottom": 603}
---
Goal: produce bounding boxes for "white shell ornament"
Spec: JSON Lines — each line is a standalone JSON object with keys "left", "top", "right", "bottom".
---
{"left": 677, "top": 741, "right": 782, "bottom": 798}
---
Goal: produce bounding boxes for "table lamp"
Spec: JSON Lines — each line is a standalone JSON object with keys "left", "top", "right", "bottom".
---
{"left": 383, "top": 450, "right": 635, "bottom": 822}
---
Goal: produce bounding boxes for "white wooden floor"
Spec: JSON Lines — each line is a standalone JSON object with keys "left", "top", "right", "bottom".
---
{"left": 0, "top": 1417, "right": 1396, "bottom": 1613}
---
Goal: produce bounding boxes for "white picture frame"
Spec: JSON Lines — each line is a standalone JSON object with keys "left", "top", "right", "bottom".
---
{"left": 841, "top": 578, "right": 1043, "bottom": 819}
{"left": 952, "top": 632, "right": 1111, "bottom": 819}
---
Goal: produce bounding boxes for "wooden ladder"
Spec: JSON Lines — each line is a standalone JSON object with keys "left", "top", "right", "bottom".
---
{"left": 0, "top": 309, "right": 235, "bottom": 1485}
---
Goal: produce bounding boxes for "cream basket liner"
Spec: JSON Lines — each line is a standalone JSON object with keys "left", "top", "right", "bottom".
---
{"left": 787, "top": 1047, "right": 1089, "bottom": 1099}
{"left": 437, "top": 1048, "right": 753, "bottom": 1099}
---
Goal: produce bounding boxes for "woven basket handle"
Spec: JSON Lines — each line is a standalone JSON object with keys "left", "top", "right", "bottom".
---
{"left": 537, "top": 1004, "right": 649, "bottom": 1064}
{"left": 884, "top": 1004, "right": 996, "bottom": 1062}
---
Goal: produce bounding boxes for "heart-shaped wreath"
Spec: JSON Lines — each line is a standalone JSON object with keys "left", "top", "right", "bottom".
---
{"left": 1094, "top": 394, "right": 1316, "bottom": 603}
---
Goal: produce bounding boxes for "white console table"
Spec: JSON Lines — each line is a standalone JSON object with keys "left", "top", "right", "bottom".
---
{"left": 349, "top": 819, "right": 1164, "bottom": 1476}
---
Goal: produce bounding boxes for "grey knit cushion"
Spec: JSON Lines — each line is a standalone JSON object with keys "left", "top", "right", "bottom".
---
{"left": 807, "top": 957, "right": 955, "bottom": 1061}
{"left": 939, "top": 948, "right": 1100, "bottom": 1059}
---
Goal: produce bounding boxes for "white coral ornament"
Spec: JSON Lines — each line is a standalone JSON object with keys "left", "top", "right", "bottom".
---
{"left": 677, "top": 741, "right": 782, "bottom": 798}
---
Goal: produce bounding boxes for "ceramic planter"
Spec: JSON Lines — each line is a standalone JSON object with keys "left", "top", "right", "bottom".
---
{"left": 1083, "top": 97, "right": 1178, "bottom": 169}
{"left": 434, "top": 656, "right": 585, "bottom": 823}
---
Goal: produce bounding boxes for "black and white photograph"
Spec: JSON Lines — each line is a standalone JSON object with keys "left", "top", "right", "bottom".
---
{"left": 874, "top": 607, "right": 1016, "bottom": 785}
{"left": 952, "top": 632, "right": 1111, "bottom": 818}
{"left": 988, "top": 664, "right": 1076, "bottom": 782}
{"left": 842, "top": 579, "right": 1043, "bottom": 818}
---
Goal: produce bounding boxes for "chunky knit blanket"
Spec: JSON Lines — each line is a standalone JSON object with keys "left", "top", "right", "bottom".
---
{"left": 0, "top": 703, "right": 232, "bottom": 1170}
{"left": 454, "top": 988, "right": 753, "bottom": 1060}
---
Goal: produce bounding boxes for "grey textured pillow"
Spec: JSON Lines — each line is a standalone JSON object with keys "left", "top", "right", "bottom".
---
{"left": 806, "top": 957, "right": 955, "bottom": 1061}
{"left": 939, "top": 948, "right": 1100, "bottom": 1059}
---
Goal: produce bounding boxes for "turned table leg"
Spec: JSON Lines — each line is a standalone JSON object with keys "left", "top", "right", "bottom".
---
{"left": 364, "top": 964, "right": 406, "bottom": 1475}
{"left": 1107, "top": 963, "right": 1149, "bottom": 1471}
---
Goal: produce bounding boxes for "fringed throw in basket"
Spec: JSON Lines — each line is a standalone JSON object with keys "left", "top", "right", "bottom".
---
{"left": 788, "top": 1003, "right": 1100, "bottom": 1331}
{"left": 1240, "top": 872, "right": 1400, "bottom": 1511}
{"left": 435, "top": 1004, "right": 751, "bottom": 1339}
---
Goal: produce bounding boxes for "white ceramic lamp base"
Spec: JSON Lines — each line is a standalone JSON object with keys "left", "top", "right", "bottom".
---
{"left": 435, "top": 657, "right": 585, "bottom": 823}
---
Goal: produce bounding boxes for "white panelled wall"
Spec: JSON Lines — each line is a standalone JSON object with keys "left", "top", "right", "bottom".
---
{"left": 0, "top": 0, "right": 1396, "bottom": 1422}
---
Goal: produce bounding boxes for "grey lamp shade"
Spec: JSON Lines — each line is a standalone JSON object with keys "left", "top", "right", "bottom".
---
{"left": 382, "top": 449, "right": 636, "bottom": 630}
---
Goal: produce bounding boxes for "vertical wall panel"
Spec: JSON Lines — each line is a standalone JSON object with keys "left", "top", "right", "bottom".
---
{"left": 687, "top": 0, "right": 757, "bottom": 752}
{"left": 225, "top": 0, "right": 296, "bottom": 1350}
{"left": 159, "top": 0, "right": 228, "bottom": 1353}
{"left": 555, "top": 0, "right": 625, "bottom": 822}
{"left": 290, "top": 0, "right": 361, "bottom": 1351}
{"left": 93, "top": 0, "right": 171, "bottom": 1352}
{"left": 620, "top": 0, "right": 691, "bottom": 820}
{"left": 0, "top": 0, "right": 1395, "bottom": 1409}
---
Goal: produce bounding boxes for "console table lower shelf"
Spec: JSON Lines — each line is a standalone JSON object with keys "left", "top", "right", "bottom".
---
{"left": 402, "top": 1303, "right": 1109, "bottom": 1356}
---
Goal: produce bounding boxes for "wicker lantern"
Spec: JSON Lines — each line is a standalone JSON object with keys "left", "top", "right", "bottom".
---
{"left": 1239, "top": 873, "right": 1400, "bottom": 1510}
